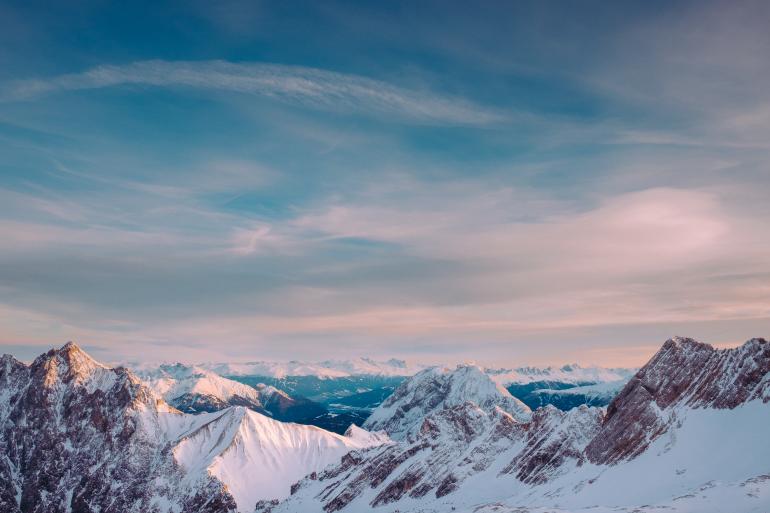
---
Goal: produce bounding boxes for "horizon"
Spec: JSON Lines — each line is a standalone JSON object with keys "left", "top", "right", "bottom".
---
{"left": 0, "top": 335, "right": 753, "bottom": 370}
{"left": 1, "top": 0, "right": 769, "bottom": 367}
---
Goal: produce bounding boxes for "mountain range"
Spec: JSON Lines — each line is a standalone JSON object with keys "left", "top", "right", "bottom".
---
{"left": 1, "top": 337, "right": 768, "bottom": 512}
{"left": 132, "top": 358, "right": 631, "bottom": 434}
{"left": 267, "top": 337, "right": 770, "bottom": 513}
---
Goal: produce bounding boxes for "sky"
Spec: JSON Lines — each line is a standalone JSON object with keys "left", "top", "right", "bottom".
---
{"left": 1, "top": 0, "right": 769, "bottom": 367}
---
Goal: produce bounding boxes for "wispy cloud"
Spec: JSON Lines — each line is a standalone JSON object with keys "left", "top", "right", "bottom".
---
{"left": 2, "top": 1, "right": 769, "bottom": 366}
{"left": 1, "top": 60, "right": 503, "bottom": 126}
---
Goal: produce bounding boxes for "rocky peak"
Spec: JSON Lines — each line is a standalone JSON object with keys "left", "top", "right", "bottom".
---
{"left": 0, "top": 344, "right": 235, "bottom": 513}
{"left": 32, "top": 341, "right": 113, "bottom": 388}
{"left": 586, "top": 337, "right": 770, "bottom": 465}
{"left": 285, "top": 401, "right": 527, "bottom": 512}
{"left": 627, "top": 336, "right": 769, "bottom": 410}
{"left": 0, "top": 353, "right": 24, "bottom": 375}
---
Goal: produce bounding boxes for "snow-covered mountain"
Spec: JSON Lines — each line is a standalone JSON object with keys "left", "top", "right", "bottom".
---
{"left": 4, "top": 337, "right": 768, "bottom": 513}
{"left": 196, "top": 359, "right": 634, "bottom": 416}
{"left": 0, "top": 343, "right": 388, "bottom": 513}
{"left": 266, "top": 337, "right": 770, "bottom": 513}
{"left": 201, "top": 358, "right": 631, "bottom": 382}
{"left": 363, "top": 365, "right": 532, "bottom": 441}
{"left": 584, "top": 336, "right": 770, "bottom": 464}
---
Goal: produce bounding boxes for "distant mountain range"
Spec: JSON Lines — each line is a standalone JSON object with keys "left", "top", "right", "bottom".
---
{"left": 2, "top": 337, "right": 767, "bottom": 512}
{"left": 129, "top": 359, "right": 635, "bottom": 434}
{"left": 198, "top": 358, "right": 429, "bottom": 378}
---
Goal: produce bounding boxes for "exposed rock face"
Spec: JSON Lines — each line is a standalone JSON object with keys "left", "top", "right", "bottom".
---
{"left": 284, "top": 403, "right": 606, "bottom": 512}
{"left": 501, "top": 404, "right": 604, "bottom": 484}
{"left": 363, "top": 365, "right": 531, "bottom": 441}
{"left": 282, "top": 402, "right": 528, "bottom": 512}
{"left": 0, "top": 342, "right": 236, "bottom": 513}
{"left": 586, "top": 337, "right": 770, "bottom": 464}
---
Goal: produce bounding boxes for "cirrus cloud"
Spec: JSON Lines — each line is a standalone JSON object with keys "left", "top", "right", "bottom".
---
{"left": 1, "top": 60, "right": 503, "bottom": 126}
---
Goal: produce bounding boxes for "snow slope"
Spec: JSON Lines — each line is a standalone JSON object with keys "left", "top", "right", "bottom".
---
{"left": 170, "top": 406, "right": 388, "bottom": 511}
{"left": 466, "top": 400, "right": 770, "bottom": 513}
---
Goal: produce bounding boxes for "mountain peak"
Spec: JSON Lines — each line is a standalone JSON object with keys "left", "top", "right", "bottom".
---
{"left": 640, "top": 336, "right": 769, "bottom": 408}
{"left": 742, "top": 337, "right": 769, "bottom": 349}
{"left": 54, "top": 340, "right": 100, "bottom": 362}
{"left": 663, "top": 335, "right": 713, "bottom": 351}
{"left": 0, "top": 352, "right": 22, "bottom": 368}
{"left": 32, "top": 341, "right": 114, "bottom": 389}
{"left": 60, "top": 340, "right": 80, "bottom": 350}
{"left": 344, "top": 423, "right": 391, "bottom": 446}
{"left": 363, "top": 363, "right": 530, "bottom": 440}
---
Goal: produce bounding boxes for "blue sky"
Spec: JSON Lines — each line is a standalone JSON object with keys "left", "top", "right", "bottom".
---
{"left": 1, "top": 0, "right": 769, "bottom": 365}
